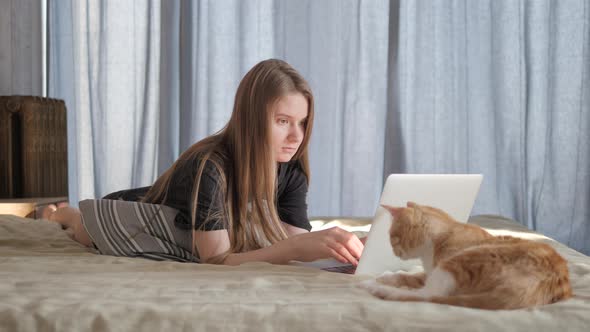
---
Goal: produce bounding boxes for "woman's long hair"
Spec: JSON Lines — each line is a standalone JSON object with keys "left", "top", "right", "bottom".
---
{"left": 143, "top": 59, "right": 314, "bottom": 263}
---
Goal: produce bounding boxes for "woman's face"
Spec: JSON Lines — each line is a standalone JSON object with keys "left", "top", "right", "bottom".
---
{"left": 270, "top": 93, "right": 309, "bottom": 162}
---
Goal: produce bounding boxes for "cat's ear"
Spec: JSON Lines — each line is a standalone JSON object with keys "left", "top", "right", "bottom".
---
{"left": 407, "top": 201, "right": 417, "bottom": 208}
{"left": 381, "top": 204, "right": 404, "bottom": 218}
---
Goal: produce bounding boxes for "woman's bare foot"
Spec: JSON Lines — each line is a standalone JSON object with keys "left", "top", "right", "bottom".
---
{"left": 36, "top": 204, "right": 58, "bottom": 220}
{"left": 57, "top": 201, "right": 69, "bottom": 209}
{"left": 41, "top": 206, "right": 93, "bottom": 247}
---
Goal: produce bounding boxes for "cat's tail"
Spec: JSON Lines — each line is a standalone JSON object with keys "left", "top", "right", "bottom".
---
{"left": 425, "top": 293, "right": 522, "bottom": 310}
{"left": 542, "top": 272, "right": 573, "bottom": 304}
{"left": 424, "top": 281, "right": 572, "bottom": 310}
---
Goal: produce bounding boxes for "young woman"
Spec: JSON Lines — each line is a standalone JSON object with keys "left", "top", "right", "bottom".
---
{"left": 43, "top": 59, "right": 364, "bottom": 266}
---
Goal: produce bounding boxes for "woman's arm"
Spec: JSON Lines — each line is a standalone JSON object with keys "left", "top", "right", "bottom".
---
{"left": 194, "top": 226, "right": 364, "bottom": 266}
{"left": 194, "top": 229, "right": 295, "bottom": 264}
{"left": 281, "top": 221, "right": 308, "bottom": 237}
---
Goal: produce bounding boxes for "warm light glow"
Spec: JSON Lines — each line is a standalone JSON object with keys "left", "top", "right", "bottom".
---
{"left": 310, "top": 218, "right": 550, "bottom": 242}
{"left": 310, "top": 218, "right": 371, "bottom": 233}
{"left": 484, "top": 228, "right": 550, "bottom": 241}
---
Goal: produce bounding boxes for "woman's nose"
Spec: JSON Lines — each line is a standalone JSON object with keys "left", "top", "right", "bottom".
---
{"left": 288, "top": 124, "right": 304, "bottom": 142}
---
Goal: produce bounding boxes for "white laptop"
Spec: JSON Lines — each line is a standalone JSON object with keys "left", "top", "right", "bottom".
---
{"left": 296, "top": 174, "right": 483, "bottom": 275}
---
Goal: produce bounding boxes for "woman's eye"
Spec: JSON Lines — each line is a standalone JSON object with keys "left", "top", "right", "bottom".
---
{"left": 278, "top": 118, "right": 289, "bottom": 125}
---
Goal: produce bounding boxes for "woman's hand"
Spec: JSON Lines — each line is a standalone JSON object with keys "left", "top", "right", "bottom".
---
{"left": 286, "top": 227, "right": 364, "bottom": 265}
{"left": 210, "top": 226, "right": 364, "bottom": 266}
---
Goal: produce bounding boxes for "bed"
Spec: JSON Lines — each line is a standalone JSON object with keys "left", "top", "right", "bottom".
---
{"left": 1, "top": 213, "right": 589, "bottom": 331}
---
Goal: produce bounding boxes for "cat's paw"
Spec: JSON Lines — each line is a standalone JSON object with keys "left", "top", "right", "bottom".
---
{"left": 377, "top": 271, "right": 426, "bottom": 289}
{"left": 376, "top": 271, "right": 398, "bottom": 284}
{"left": 358, "top": 279, "right": 397, "bottom": 300}
{"left": 378, "top": 271, "right": 396, "bottom": 277}
{"left": 376, "top": 271, "right": 410, "bottom": 286}
{"left": 357, "top": 279, "right": 378, "bottom": 290}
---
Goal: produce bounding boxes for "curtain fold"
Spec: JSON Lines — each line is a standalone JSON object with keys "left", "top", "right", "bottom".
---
{"left": 0, "top": 0, "right": 42, "bottom": 96}
{"left": 386, "top": 0, "right": 589, "bottom": 254}
{"left": 48, "top": 0, "right": 162, "bottom": 201}
{"left": 48, "top": 0, "right": 389, "bottom": 218}
{"left": 48, "top": 0, "right": 588, "bottom": 254}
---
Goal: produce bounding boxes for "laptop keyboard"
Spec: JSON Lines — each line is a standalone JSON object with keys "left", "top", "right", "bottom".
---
{"left": 322, "top": 264, "right": 357, "bottom": 274}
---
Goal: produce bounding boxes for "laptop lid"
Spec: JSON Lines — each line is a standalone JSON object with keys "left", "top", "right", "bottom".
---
{"left": 355, "top": 174, "right": 483, "bottom": 276}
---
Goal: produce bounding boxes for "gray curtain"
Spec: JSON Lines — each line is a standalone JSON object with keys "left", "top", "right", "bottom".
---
{"left": 48, "top": 0, "right": 389, "bottom": 217}
{"left": 386, "top": 0, "right": 589, "bottom": 254}
{"left": 48, "top": 0, "right": 589, "bottom": 254}
{"left": 49, "top": 0, "right": 162, "bottom": 202}
{"left": 0, "top": 0, "right": 42, "bottom": 96}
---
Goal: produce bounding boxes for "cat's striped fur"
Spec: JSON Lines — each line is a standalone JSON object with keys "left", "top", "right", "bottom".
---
{"left": 360, "top": 202, "right": 572, "bottom": 310}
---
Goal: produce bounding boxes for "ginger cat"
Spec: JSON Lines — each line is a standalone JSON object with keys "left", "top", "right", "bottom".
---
{"left": 360, "top": 202, "right": 572, "bottom": 310}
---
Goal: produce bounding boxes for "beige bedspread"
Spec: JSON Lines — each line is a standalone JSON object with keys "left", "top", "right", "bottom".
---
{"left": 1, "top": 214, "right": 589, "bottom": 332}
